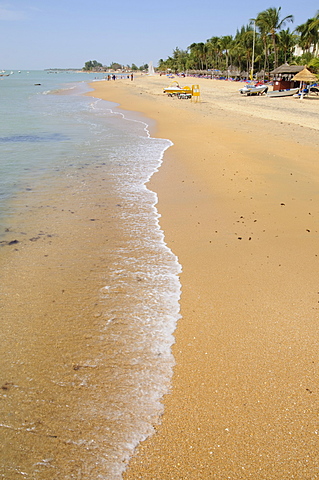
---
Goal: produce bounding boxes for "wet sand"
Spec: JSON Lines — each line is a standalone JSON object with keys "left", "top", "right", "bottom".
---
{"left": 0, "top": 165, "right": 140, "bottom": 478}
{"left": 87, "top": 75, "right": 319, "bottom": 479}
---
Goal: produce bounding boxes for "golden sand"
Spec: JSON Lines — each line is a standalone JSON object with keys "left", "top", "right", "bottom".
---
{"left": 87, "top": 75, "right": 319, "bottom": 479}
{"left": 0, "top": 166, "right": 133, "bottom": 478}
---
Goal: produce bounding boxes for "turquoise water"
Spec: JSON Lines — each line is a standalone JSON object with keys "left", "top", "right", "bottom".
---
{"left": 0, "top": 71, "right": 181, "bottom": 479}
{"left": 0, "top": 71, "right": 127, "bottom": 224}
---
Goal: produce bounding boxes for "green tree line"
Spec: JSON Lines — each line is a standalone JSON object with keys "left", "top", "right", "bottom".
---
{"left": 158, "top": 8, "right": 319, "bottom": 75}
{"left": 83, "top": 61, "right": 149, "bottom": 72}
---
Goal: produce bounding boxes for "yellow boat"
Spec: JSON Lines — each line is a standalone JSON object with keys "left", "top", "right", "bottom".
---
{"left": 163, "top": 81, "right": 192, "bottom": 95}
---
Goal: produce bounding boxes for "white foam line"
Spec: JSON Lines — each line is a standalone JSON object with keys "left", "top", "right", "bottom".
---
{"left": 88, "top": 97, "right": 173, "bottom": 141}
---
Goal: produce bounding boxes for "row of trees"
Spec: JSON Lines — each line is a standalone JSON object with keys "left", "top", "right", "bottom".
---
{"left": 83, "top": 60, "right": 149, "bottom": 72}
{"left": 158, "top": 8, "right": 319, "bottom": 75}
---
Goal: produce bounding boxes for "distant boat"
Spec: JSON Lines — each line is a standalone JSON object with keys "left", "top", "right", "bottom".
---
{"left": 267, "top": 87, "right": 299, "bottom": 97}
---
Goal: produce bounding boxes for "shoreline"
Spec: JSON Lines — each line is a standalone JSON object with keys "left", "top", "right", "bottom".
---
{"left": 87, "top": 76, "right": 319, "bottom": 479}
{"left": 0, "top": 85, "right": 180, "bottom": 478}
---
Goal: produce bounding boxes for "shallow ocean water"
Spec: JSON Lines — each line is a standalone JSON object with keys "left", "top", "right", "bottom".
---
{"left": 0, "top": 71, "right": 181, "bottom": 479}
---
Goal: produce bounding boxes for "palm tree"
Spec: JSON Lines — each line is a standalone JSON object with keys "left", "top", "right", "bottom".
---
{"left": 188, "top": 42, "right": 207, "bottom": 70}
{"left": 235, "top": 24, "right": 255, "bottom": 74}
{"left": 255, "top": 7, "right": 294, "bottom": 69}
{"left": 207, "top": 36, "right": 223, "bottom": 70}
{"left": 295, "top": 12, "right": 319, "bottom": 55}
{"left": 220, "top": 35, "right": 234, "bottom": 70}
{"left": 252, "top": 16, "right": 269, "bottom": 74}
{"left": 171, "top": 47, "right": 189, "bottom": 72}
{"left": 278, "top": 28, "right": 298, "bottom": 63}
{"left": 310, "top": 11, "right": 319, "bottom": 30}
{"left": 233, "top": 26, "right": 247, "bottom": 73}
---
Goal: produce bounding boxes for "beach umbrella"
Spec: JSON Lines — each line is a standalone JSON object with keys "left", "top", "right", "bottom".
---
{"left": 292, "top": 67, "right": 317, "bottom": 83}
{"left": 292, "top": 67, "right": 318, "bottom": 100}
{"left": 271, "top": 64, "right": 304, "bottom": 75}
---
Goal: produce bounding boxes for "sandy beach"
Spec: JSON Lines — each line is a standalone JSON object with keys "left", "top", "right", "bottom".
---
{"left": 87, "top": 75, "right": 319, "bottom": 479}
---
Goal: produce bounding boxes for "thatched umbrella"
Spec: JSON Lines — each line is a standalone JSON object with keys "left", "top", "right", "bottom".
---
{"left": 256, "top": 70, "right": 265, "bottom": 78}
{"left": 292, "top": 67, "right": 317, "bottom": 83}
{"left": 271, "top": 64, "right": 304, "bottom": 75}
{"left": 292, "top": 67, "right": 318, "bottom": 99}
{"left": 227, "top": 65, "right": 240, "bottom": 78}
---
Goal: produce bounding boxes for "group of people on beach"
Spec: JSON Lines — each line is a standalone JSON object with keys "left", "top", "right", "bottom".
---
{"left": 105, "top": 74, "right": 134, "bottom": 81}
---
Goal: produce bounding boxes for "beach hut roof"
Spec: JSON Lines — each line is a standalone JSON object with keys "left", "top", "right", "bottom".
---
{"left": 271, "top": 64, "right": 304, "bottom": 74}
{"left": 292, "top": 67, "right": 317, "bottom": 82}
{"left": 227, "top": 65, "right": 240, "bottom": 73}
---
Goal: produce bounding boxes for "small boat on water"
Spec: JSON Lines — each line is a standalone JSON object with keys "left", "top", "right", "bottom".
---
{"left": 239, "top": 84, "right": 268, "bottom": 96}
{"left": 267, "top": 87, "right": 299, "bottom": 97}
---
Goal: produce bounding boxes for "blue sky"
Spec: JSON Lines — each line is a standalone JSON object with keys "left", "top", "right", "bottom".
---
{"left": 0, "top": 0, "right": 317, "bottom": 70}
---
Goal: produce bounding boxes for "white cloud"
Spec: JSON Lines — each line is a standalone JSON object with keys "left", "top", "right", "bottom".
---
{"left": 0, "top": 4, "right": 26, "bottom": 21}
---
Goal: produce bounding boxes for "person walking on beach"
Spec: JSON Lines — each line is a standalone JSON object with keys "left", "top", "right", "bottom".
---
{"left": 131, "top": 73, "right": 134, "bottom": 81}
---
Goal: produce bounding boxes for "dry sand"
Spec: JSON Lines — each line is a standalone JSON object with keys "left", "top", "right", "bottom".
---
{"left": 87, "top": 75, "right": 319, "bottom": 479}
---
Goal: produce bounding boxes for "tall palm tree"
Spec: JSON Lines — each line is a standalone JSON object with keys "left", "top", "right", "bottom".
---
{"left": 220, "top": 35, "right": 234, "bottom": 70}
{"left": 188, "top": 43, "right": 200, "bottom": 69}
{"left": 171, "top": 47, "right": 189, "bottom": 72}
{"left": 278, "top": 28, "right": 298, "bottom": 63}
{"left": 236, "top": 24, "right": 255, "bottom": 73}
{"left": 207, "top": 36, "right": 223, "bottom": 70}
{"left": 232, "top": 41, "right": 246, "bottom": 73}
{"left": 296, "top": 12, "right": 319, "bottom": 55}
{"left": 255, "top": 7, "right": 294, "bottom": 69}
{"left": 188, "top": 42, "right": 207, "bottom": 70}
{"left": 252, "top": 17, "right": 269, "bottom": 74}
{"left": 310, "top": 11, "right": 319, "bottom": 30}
